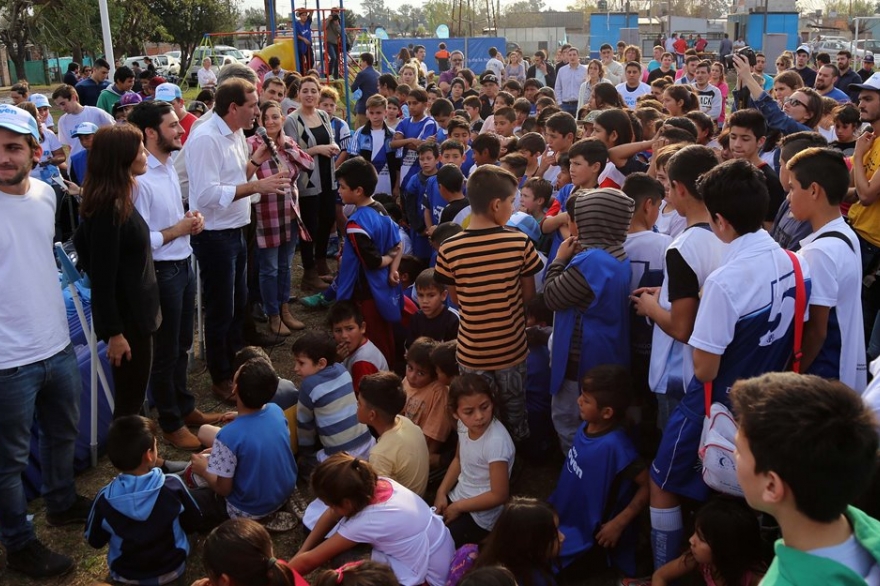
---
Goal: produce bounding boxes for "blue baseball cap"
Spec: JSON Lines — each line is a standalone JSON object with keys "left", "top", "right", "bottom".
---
{"left": 507, "top": 211, "right": 541, "bottom": 244}
{"left": 72, "top": 122, "right": 99, "bottom": 137}
{"left": 0, "top": 104, "right": 39, "bottom": 139}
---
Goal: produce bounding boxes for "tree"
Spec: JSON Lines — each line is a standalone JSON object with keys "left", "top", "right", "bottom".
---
{"left": 241, "top": 6, "right": 284, "bottom": 48}
{"left": 152, "top": 0, "right": 240, "bottom": 76}
{"left": 0, "top": 0, "right": 38, "bottom": 81}
{"left": 361, "top": 0, "right": 392, "bottom": 29}
{"left": 34, "top": 0, "right": 103, "bottom": 65}
{"left": 503, "top": 0, "right": 545, "bottom": 14}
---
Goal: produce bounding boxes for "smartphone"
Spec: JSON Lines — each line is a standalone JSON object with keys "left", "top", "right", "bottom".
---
{"left": 50, "top": 175, "right": 69, "bottom": 193}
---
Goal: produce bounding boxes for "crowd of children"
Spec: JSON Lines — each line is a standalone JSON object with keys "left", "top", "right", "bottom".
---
{"left": 25, "top": 42, "right": 880, "bottom": 586}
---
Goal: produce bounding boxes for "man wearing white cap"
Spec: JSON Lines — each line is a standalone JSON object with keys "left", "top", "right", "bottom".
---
{"left": 155, "top": 82, "right": 197, "bottom": 144}
{"left": 68, "top": 122, "right": 99, "bottom": 186}
{"left": 849, "top": 71, "right": 880, "bottom": 358}
{"left": 51, "top": 84, "right": 113, "bottom": 158}
{"left": 792, "top": 44, "right": 817, "bottom": 87}
{"left": 0, "top": 104, "right": 91, "bottom": 578}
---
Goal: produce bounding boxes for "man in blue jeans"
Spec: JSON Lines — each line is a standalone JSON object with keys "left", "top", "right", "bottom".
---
{"left": 0, "top": 104, "right": 92, "bottom": 578}
{"left": 185, "top": 78, "right": 289, "bottom": 403}
{"left": 129, "top": 100, "right": 228, "bottom": 450}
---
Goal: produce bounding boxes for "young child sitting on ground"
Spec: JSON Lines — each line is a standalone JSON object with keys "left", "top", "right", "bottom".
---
{"left": 403, "top": 337, "right": 455, "bottom": 470}
{"left": 550, "top": 365, "right": 649, "bottom": 579}
{"left": 357, "top": 371, "right": 430, "bottom": 496}
{"left": 292, "top": 331, "right": 375, "bottom": 467}
{"left": 406, "top": 268, "right": 459, "bottom": 348}
{"left": 189, "top": 357, "right": 298, "bottom": 529}
{"left": 86, "top": 416, "right": 202, "bottom": 585}
{"left": 329, "top": 301, "right": 389, "bottom": 394}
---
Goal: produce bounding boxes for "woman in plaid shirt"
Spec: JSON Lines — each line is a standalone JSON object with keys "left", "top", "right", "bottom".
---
{"left": 247, "top": 100, "right": 314, "bottom": 336}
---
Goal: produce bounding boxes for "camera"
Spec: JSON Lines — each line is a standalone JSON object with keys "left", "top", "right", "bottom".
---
{"left": 723, "top": 46, "right": 757, "bottom": 69}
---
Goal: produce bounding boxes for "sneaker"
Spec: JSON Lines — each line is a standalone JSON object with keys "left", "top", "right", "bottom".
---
{"left": 159, "top": 459, "right": 189, "bottom": 474}
{"left": 46, "top": 494, "right": 92, "bottom": 527}
{"left": 300, "top": 293, "right": 330, "bottom": 309}
{"left": 6, "top": 539, "right": 75, "bottom": 578}
{"left": 262, "top": 510, "right": 297, "bottom": 533}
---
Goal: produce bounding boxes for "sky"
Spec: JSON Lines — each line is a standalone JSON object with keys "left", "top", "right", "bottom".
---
{"left": 242, "top": 0, "right": 574, "bottom": 23}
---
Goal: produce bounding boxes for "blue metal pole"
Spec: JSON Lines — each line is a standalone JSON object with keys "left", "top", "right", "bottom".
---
{"left": 340, "top": 0, "right": 351, "bottom": 127}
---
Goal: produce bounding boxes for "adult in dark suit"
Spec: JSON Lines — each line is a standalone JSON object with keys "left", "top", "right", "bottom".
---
{"left": 352, "top": 52, "right": 381, "bottom": 128}
{"left": 526, "top": 50, "right": 557, "bottom": 88}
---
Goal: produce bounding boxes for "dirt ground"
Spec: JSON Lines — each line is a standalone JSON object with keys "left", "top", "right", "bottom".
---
{"left": 2, "top": 257, "right": 578, "bottom": 586}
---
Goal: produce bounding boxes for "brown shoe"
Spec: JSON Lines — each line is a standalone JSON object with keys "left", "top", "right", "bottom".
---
{"left": 301, "top": 269, "right": 329, "bottom": 292}
{"left": 163, "top": 427, "right": 202, "bottom": 451}
{"left": 268, "top": 315, "right": 291, "bottom": 336}
{"left": 281, "top": 305, "right": 306, "bottom": 330}
{"left": 184, "top": 409, "right": 227, "bottom": 427}
{"left": 212, "top": 379, "right": 235, "bottom": 405}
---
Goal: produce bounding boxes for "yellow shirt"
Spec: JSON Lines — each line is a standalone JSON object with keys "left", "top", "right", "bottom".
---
{"left": 849, "top": 138, "right": 880, "bottom": 246}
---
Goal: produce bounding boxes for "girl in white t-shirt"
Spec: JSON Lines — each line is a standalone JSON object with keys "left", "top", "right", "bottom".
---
{"left": 434, "top": 374, "right": 515, "bottom": 548}
{"left": 291, "top": 454, "right": 454, "bottom": 586}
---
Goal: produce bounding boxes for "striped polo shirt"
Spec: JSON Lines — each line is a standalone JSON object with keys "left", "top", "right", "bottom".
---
{"left": 434, "top": 226, "right": 542, "bottom": 370}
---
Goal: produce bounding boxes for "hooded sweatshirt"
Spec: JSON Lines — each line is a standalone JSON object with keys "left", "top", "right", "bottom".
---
{"left": 544, "top": 188, "right": 635, "bottom": 394}
{"left": 85, "top": 468, "right": 202, "bottom": 585}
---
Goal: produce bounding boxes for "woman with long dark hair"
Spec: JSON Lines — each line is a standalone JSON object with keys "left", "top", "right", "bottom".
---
{"left": 74, "top": 124, "right": 159, "bottom": 418}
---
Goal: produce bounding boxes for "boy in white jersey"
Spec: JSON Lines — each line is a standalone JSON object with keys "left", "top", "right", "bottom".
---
{"left": 786, "top": 147, "right": 867, "bottom": 392}
{"left": 622, "top": 173, "right": 672, "bottom": 436}
{"left": 630, "top": 145, "right": 724, "bottom": 570}
{"left": 650, "top": 158, "right": 812, "bottom": 572}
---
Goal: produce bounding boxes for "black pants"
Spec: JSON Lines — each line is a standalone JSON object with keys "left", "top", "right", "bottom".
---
{"left": 447, "top": 509, "right": 489, "bottom": 548}
{"left": 111, "top": 330, "right": 153, "bottom": 418}
{"left": 299, "top": 189, "right": 337, "bottom": 268}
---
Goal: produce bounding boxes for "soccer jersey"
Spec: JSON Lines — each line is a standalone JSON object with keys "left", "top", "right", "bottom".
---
{"left": 422, "top": 176, "right": 445, "bottom": 226}
{"left": 396, "top": 116, "right": 438, "bottom": 188}
{"left": 348, "top": 124, "right": 396, "bottom": 195}
{"left": 625, "top": 230, "right": 673, "bottom": 364}
{"left": 648, "top": 224, "right": 724, "bottom": 397}
{"left": 798, "top": 218, "right": 866, "bottom": 392}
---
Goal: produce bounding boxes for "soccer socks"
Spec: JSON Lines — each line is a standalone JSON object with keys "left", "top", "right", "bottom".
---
{"left": 650, "top": 505, "right": 683, "bottom": 570}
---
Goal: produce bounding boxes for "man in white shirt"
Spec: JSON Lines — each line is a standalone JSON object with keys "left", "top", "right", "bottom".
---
{"left": 0, "top": 104, "right": 91, "bottom": 579}
{"left": 616, "top": 61, "right": 652, "bottom": 108}
{"left": 51, "top": 84, "right": 113, "bottom": 158}
{"left": 198, "top": 57, "right": 218, "bottom": 89}
{"left": 554, "top": 47, "right": 587, "bottom": 117}
{"left": 129, "top": 100, "right": 229, "bottom": 449}
{"left": 675, "top": 55, "right": 700, "bottom": 85}
{"left": 692, "top": 60, "right": 724, "bottom": 123}
{"left": 185, "top": 78, "right": 289, "bottom": 401}
{"left": 487, "top": 46, "right": 505, "bottom": 80}
{"left": 600, "top": 43, "right": 624, "bottom": 85}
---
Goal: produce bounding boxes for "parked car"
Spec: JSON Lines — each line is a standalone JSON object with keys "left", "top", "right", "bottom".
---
{"left": 853, "top": 40, "right": 880, "bottom": 56}
{"left": 153, "top": 54, "right": 180, "bottom": 76}
{"left": 211, "top": 44, "right": 248, "bottom": 63}
{"left": 811, "top": 39, "right": 868, "bottom": 59}
{"left": 165, "top": 50, "right": 181, "bottom": 60}
{"left": 239, "top": 49, "right": 253, "bottom": 62}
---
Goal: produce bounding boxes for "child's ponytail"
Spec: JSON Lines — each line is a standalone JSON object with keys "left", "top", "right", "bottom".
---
{"left": 311, "top": 453, "right": 378, "bottom": 516}
{"left": 203, "top": 518, "right": 295, "bottom": 586}
{"left": 312, "top": 560, "right": 398, "bottom": 586}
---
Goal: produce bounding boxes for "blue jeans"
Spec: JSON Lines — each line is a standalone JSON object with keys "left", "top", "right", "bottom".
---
{"left": 0, "top": 344, "right": 81, "bottom": 551}
{"left": 152, "top": 259, "right": 196, "bottom": 433}
{"left": 192, "top": 229, "right": 248, "bottom": 384}
{"left": 328, "top": 43, "right": 340, "bottom": 78}
{"left": 560, "top": 102, "right": 578, "bottom": 117}
{"left": 256, "top": 239, "right": 296, "bottom": 317}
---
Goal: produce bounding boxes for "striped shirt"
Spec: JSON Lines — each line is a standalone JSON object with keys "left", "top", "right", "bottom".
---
{"left": 296, "top": 362, "right": 372, "bottom": 456}
{"left": 434, "top": 226, "right": 542, "bottom": 370}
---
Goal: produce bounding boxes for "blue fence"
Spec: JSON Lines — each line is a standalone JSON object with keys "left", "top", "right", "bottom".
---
{"left": 588, "top": 13, "right": 638, "bottom": 54}
{"left": 8, "top": 56, "right": 94, "bottom": 85}
{"left": 378, "top": 37, "right": 506, "bottom": 76}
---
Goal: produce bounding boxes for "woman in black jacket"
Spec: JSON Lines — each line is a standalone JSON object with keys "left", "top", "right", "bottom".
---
{"left": 74, "top": 124, "right": 160, "bottom": 418}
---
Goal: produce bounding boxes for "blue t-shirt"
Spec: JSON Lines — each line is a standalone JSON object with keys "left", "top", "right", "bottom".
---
{"left": 422, "top": 175, "right": 446, "bottom": 226}
{"left": 210, "top": 404, "right": 297, "bottom": 517}
{"left": 396, "top": 116, "right": 438, "bottom": 188}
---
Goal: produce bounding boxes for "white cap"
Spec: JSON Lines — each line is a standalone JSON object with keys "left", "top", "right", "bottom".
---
{"left": 72, "top": 122, "right": 99, "bottom": 137}
{"left": 796, "top": 44, "right": 812, "bottom": 56}
{"left": 0, "top": 104, "right": 39, "bottom": 139}
{"left": 154, "top": 82, "right": 183, "bottom": 103}
{"left": 850, "top": 71, "right": 880, "bottom": 93}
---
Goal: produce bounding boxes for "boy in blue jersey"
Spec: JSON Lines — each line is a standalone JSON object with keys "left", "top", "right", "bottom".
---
{"left": 391, "top": 87, "right": 437, "bottom": 190}
{"left": 86, "top": 416, "right": 202, "bottom": 585}
{"left": 189, "top": 357, "right": 298, "bottom": 527}
{"left": 430, "top": 98, "right": 454, "bottom": 144}
{"left": 549, "top": 365, "right": 649, "bottom": 580}
{"left": 292, "top": 331, "right": 374, "bottom": 466}
{"left": 622, "top": 173, "right": 672, "bottom": 444}
{"left": 447, "top": 117, "right": 475, "bottom": 175}
{"left": 541, "top": 138, "right": 608, "bottom": 265}
{"left": 439, "top": 139, "right": 465, "bottom": 169}
{"left": 648, "top": 158, "right": 811, "bottom": 571}
{"left": 403, "top": 142, "right": 439, "bottom": 261}
{"left": 787, "top": 148, "right": 866, "bottom": 391}
{"left": 347, "top": 94, "right": 399, "bottom": 198}
{"left": 543, "top": 187, "right": 635, "bottom": 454}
